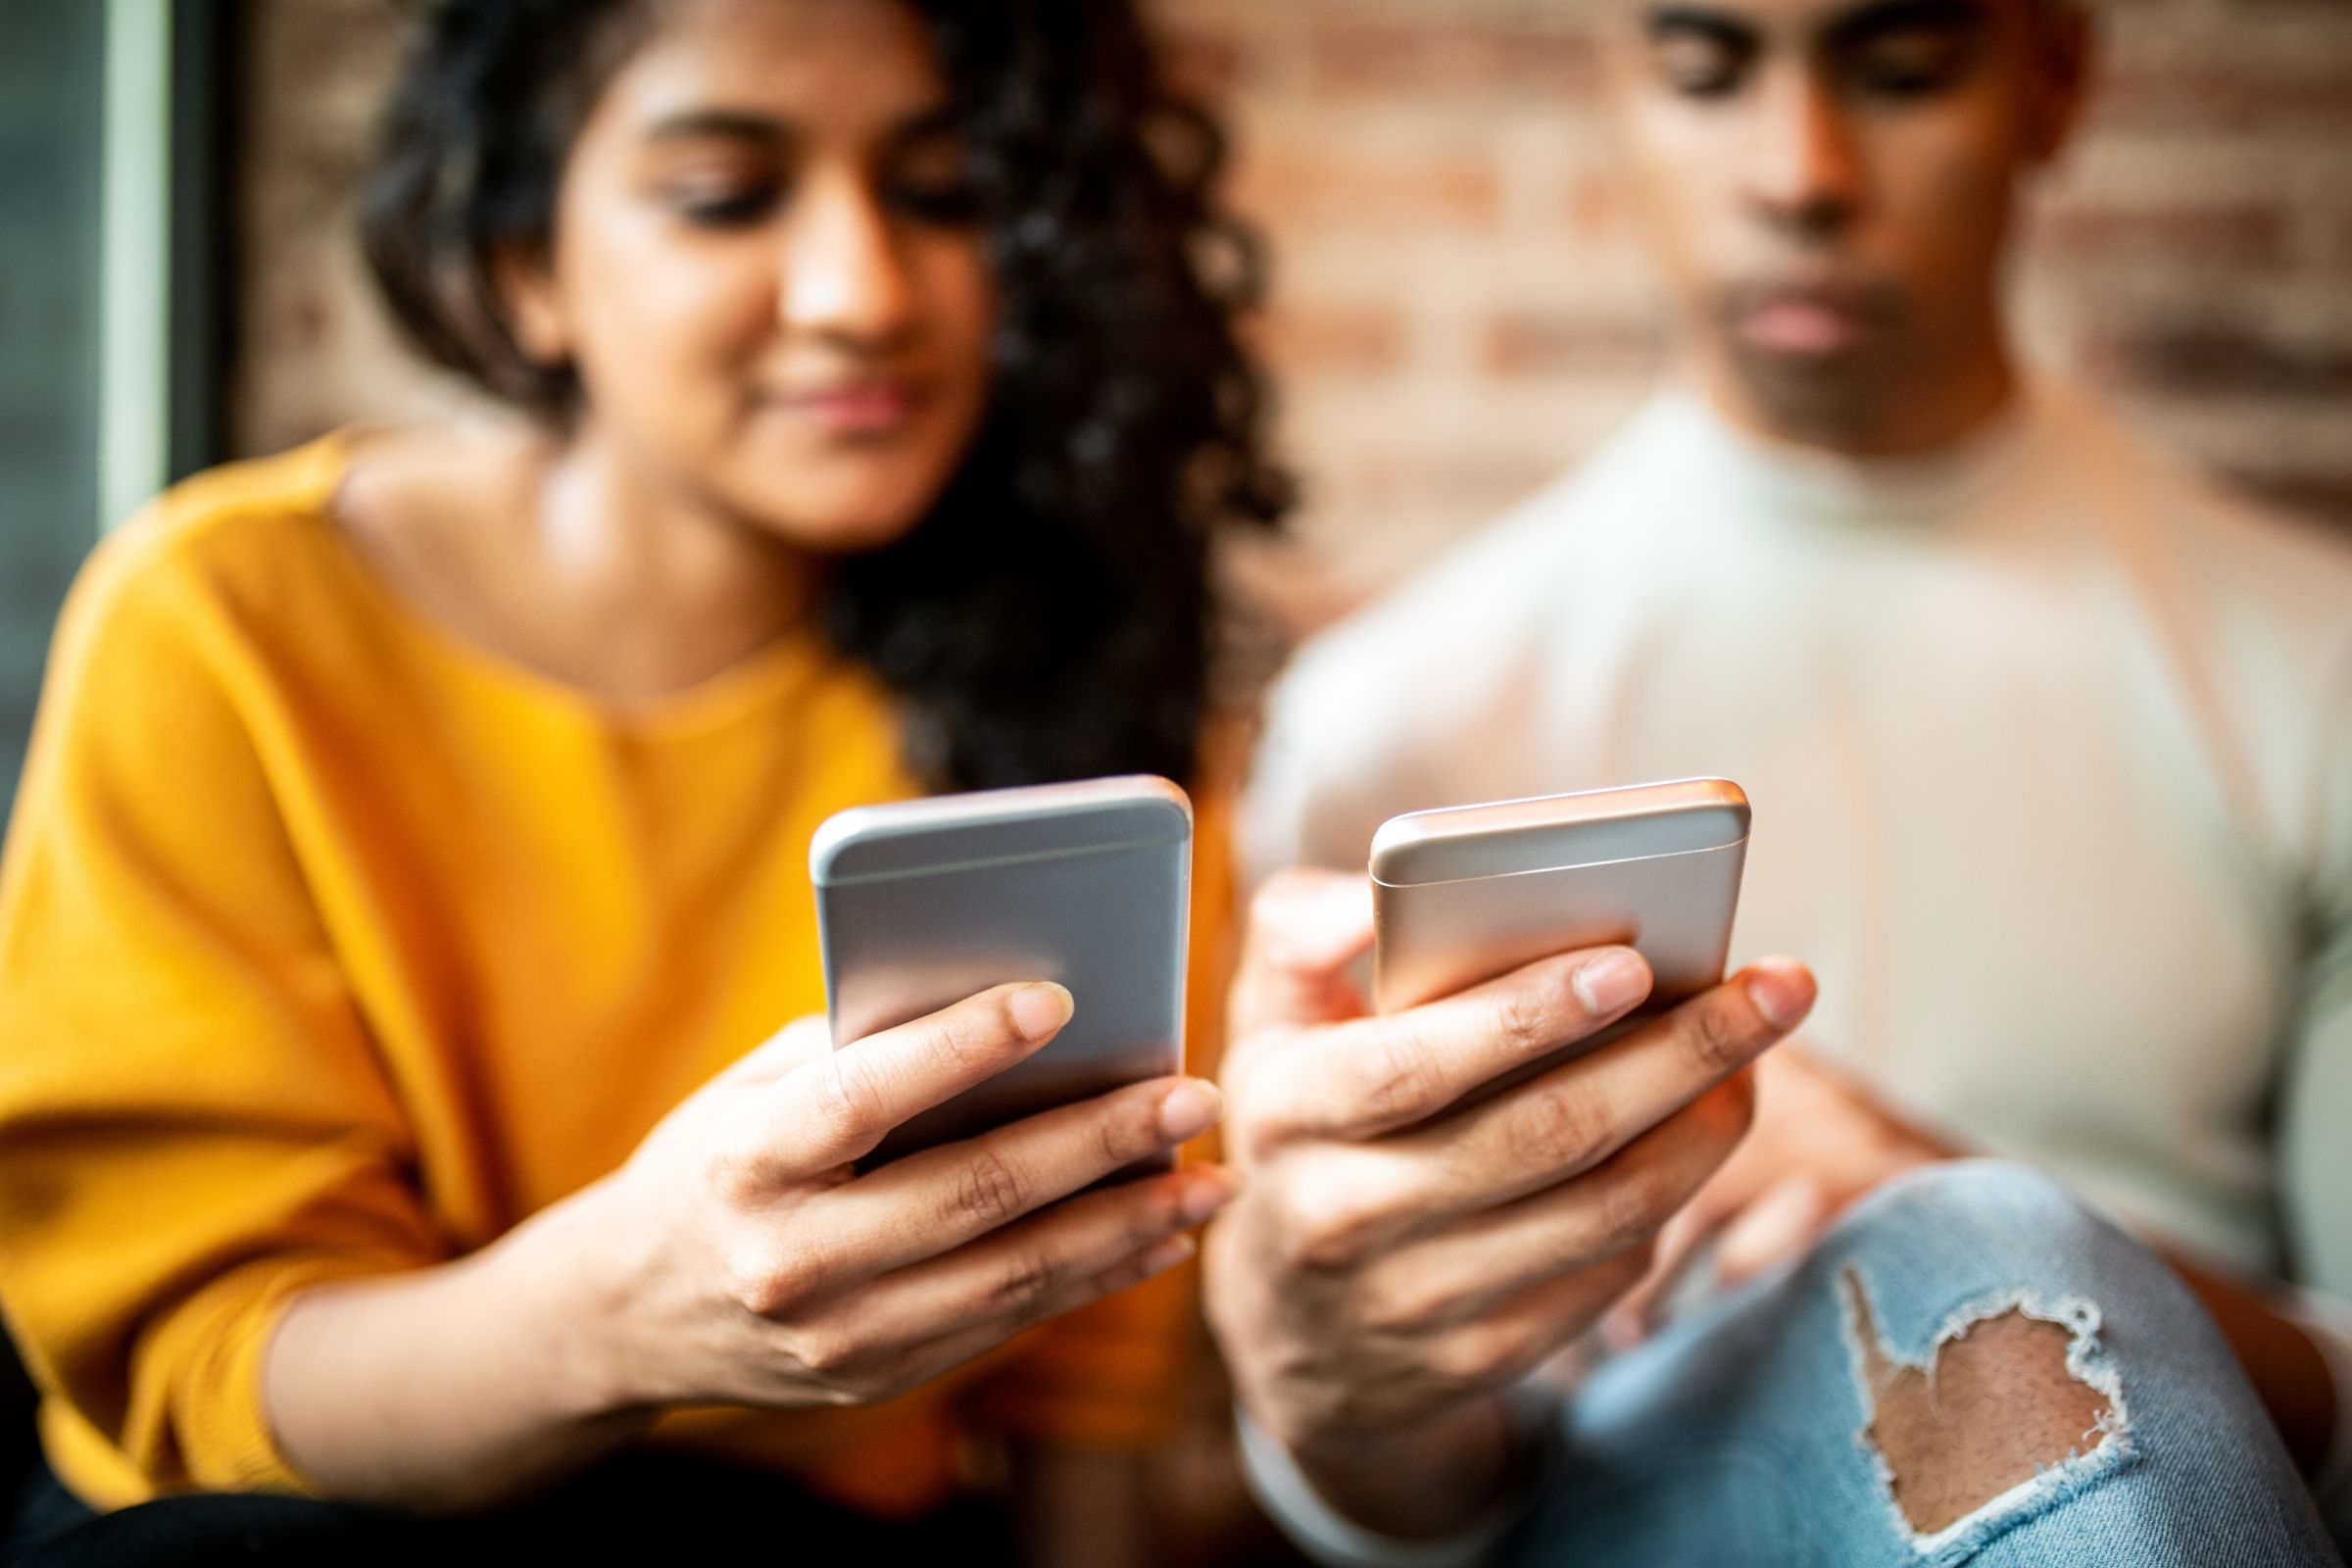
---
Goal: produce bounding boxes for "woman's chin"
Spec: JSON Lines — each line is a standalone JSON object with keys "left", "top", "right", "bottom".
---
{"left": 740, "top": 502, "right": 932, "bottom": 558}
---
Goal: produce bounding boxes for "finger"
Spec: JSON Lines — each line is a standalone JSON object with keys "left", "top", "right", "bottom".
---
{"left": 1229, "top": 870, "right": 1375, "bottom": 1043}
{"left": 1422, "top": 1246, "right": 1657, "bottom": 1406}
{"left": 1374, "top": 958, "right": 1812, "bottom": 1213}
{"left": 887, "top": 1227, "right": 1206, "bottom": 1396}
{"left": 1604, "top": 1130, "right": 1781, "bottom": 1345}
{"left": 747, "top": 982, "right": 1074, "bottom": 1177}
{"left": 1601, "top": 1199, "right": 1724, "bottom": 1352}
{"left": 711, "top": 1014, "right": 835, "bottom": 1089}
{"left": 847, "top": 1164, "right": 1240, "bottom": 1352}
{"left": 1361, "top": 1078, "right": 1753, "bottom": 1332}
{"left": 1712, "top": 1172, "right": 1831, "bottom": 1288}
{"left": 1248, "top": 945, "right": 1656, "bottom": 1142}
{"left": 814, "top": 1075, "right": 1227, "bottom": 1273}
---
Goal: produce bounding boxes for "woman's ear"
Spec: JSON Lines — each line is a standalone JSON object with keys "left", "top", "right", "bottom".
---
{"left": 491, "top": 241, "right": 571, "bottom": 368}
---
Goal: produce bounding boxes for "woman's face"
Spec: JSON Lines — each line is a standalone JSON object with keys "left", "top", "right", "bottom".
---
{"left": 509, "top": 0, "right": 994, "bottom": 551}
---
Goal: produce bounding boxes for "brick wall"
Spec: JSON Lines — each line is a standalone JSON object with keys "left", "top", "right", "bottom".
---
{"left": 229, "top": 0, "right": 2352, "bottom": 634}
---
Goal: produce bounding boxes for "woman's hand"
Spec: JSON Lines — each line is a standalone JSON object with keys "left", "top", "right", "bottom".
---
{"left": 267, "top": 981, "right": 1233, "bottom": 1509}
{"left": 1601, "top": 1044, "right": 1951, "bottom": 1349}
{"left": 578, "top": 981, "right": 1236, "bottom": 1412}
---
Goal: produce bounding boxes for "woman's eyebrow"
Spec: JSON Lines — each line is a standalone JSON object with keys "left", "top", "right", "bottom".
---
{"left": 1642, "top": 5, "right": 1760, "bottom": 52}
{"left": 643, "top": 109, "right": 786, "bottom": 145}
{"left": 888, "top": 103, "right": 964, "bottom": 143}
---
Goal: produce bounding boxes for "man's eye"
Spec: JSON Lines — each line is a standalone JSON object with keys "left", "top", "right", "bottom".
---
{"left": 1845, "top": 34, "right": 1970, "bottom": 98}
{"left": 1654, "top": 34, "right": 1752, "bottom": 99}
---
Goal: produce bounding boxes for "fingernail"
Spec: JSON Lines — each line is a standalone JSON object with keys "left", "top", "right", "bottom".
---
{"left": 1009, "top": 983, "right": 1074, "bottom": 1043}
{"left": 1745, "top": 961, "right": 1815, "bottom": 1033}
{"left": 1141, "top": 1233, "right": 1199, "bottom": 1276}
{"left": 1599, "top": 1306, "right": 1647, "bottom": 1354}
{"left": 1158, "top": 1080, "right": 1224, "bottom": 1143}
{"left": 1180, "top": 1168, "right": 1240, "bottom": 1224}
{"left": 1572, "top": 950, "right": 1649, "bottom": 1016}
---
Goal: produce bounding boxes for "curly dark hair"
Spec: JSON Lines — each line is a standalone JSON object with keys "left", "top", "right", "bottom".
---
{"left": 362, "top": 0, "right": 1290, "bottom": 791}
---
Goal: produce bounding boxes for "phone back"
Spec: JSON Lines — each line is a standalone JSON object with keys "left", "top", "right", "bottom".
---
{"left": 812, "top": 776, "right": 1192, "bottom": 1165}
{"left": 1372, "top": 779, "right": 1749, "bottom": 1016}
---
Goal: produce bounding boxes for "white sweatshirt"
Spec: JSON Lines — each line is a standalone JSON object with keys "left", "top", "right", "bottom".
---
{"left": 1250, "top": 383, "right": 2351, "bottom": 1294}
{"left": 1245, "top": 380, "right": 2352, "bottom": 1547}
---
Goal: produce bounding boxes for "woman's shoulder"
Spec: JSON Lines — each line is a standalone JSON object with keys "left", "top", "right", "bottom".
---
{"left": 59, "top": 435, "right": 363, "bottom": 675}
{"left": 68, "top": 424, "right": 541, "bottom": 678}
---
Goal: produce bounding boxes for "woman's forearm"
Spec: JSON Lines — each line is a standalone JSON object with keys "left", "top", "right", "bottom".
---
{"left": 264, "top": 1183, "right": 652, "bottom": 1512}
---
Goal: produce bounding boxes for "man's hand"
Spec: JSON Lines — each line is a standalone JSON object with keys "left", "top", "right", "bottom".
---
{"left": 1201, "top": 870, "right": 1816, "bottom": 1540}
{"left": 1603, "top": 1045, "right": 1952, "bottom": 1349}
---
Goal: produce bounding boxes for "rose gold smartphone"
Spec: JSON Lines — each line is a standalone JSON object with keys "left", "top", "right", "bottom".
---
{"left": 1371, "top": 778, "right": 1749, "bottom": 1041}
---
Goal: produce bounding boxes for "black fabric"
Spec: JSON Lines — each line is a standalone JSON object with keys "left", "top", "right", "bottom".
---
{"left": 4, "top": 1450, "right": 1013, "bottom": 1567}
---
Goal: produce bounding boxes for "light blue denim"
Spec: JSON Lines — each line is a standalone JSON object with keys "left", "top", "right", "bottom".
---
{"left": 1505, "top": 1161, "right": 2343, "bottom": 1567}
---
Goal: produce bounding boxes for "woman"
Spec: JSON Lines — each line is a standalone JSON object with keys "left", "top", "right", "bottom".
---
{"left": 0, "top": 0, "right": 1286, "bottom": 1558}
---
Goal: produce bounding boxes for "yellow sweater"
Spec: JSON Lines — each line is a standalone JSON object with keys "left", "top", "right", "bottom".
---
{"left": 0, "top": 437, "right": 1228, "bottom": 1516}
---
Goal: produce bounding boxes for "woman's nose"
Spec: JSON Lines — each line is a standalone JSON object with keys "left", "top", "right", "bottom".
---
{"left": 778, "top": 169, "right": 917, "bottom": 347}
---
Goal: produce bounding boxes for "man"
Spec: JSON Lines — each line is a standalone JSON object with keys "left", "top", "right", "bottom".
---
{"left": 1207, "top": 0, "right": 2352, "bottom": 1560}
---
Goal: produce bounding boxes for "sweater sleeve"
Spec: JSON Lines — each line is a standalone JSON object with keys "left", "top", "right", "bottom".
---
{"left": 0, "top": 523, "right": 445, "bottom": 1502}
{"left": 2281, "top": 642, "right": 2352, "bottom": 1302}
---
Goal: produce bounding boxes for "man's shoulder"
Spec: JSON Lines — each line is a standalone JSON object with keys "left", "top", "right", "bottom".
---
{"left": 2070, "top": 392, "right": 2352, "bottom": 662}
{"left": 1282, "top": 411, "right": 1668, "bottom": 703}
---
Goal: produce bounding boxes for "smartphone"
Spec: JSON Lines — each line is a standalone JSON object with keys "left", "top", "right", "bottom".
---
{"left": 1371, "top": 777, "right": 1749, "bottom": 1041}
{"left": 811, "top": 775, "right": 1192, "bottom": 1168}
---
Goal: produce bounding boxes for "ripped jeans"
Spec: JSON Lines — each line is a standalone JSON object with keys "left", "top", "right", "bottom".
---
{"left": 1505, "top": 1161, "right": 2343, "bottom": 1567}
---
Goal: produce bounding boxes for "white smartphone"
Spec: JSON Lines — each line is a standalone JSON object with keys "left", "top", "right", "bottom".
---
{"left": 811, "top": 775, "right": 1192, "bottom": 1168}
{"left": 1371, "top": 777, "right": 1749, "bottom": 1034}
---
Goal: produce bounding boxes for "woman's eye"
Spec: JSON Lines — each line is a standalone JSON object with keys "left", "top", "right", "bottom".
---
{"left": 666, "top": 181, "right": 780, "bottom": 228}
{"left": 1654, "top": 34, "right": 1752, "bottom": 100}
{"left": 886, "top": 176, "right": 982, "bottom": 227}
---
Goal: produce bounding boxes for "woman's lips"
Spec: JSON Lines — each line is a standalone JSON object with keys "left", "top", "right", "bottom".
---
{"left": 769, "top": 380, "right": 928, "bottom": 436}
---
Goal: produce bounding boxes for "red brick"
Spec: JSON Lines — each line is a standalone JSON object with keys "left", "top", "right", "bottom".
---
{"left": 2036, "top": 202, "right": 2289, "bottom": 271}
{"left": 2230, "top": 469, "right": 2352, "bottom": 533}
{"left": 1154, "top": 21, "right": 1243, "bottom": 103}
{"left": 1232, "top": 151, "right": 1501, "bottom": 233}
{"left": 2322, "top": 209, "right": 2352, "bottom": 270}
{"left": 1260, "top": 306, "right": 1409, "bottom": 377}
{"left": 1312, "top": 446, "right": 1565, "bottom": 531}
{"left": 2093, "top": 53, "right": 2352, "bottom": 136}
{"left": 2102, "top": 322, "right": 2352, "bottom": 401}
{"left": 1306, "top": 17, "right": 1598, "bottom": 100}
{"left": 1560, "top": 168, "right": 1634, "bottom": 245}
{"left": 1481, "top": 312, "right": 1663, "bottom": 379}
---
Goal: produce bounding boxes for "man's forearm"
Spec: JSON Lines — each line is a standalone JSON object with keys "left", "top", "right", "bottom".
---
{"left": 1282, "top": 1395, "right": 1531, "bottom": 1544}
{"left": 264, "top": 1188, "right": 652, "bottom": 1512}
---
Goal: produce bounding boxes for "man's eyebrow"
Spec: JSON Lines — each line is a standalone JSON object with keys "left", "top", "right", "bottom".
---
{"left": 1823, "top": 0, "right": 1989, "bottom": 51}
{"left": 1641, "top": 6, "right": 1760, "bottom": 49}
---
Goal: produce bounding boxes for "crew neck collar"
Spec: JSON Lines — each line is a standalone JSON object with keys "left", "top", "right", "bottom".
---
{"left": 1647, "top": 382, "right": 2040, "bottom": 534}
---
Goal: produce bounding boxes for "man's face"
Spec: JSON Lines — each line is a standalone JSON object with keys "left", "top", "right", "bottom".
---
{"left": 1598, "top": 0, "right": 2085, "bottom": 454}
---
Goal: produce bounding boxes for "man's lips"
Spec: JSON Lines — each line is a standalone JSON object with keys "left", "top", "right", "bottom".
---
{"left": 1736, "top": 291, "right": 1873, "bottom": 357}
{"left": 765, "top": 380, "right": 928, "bottom": 436}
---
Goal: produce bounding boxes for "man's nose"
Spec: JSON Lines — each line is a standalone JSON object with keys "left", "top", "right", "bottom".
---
{"left": 779, "top": 169, "right": 917, "bottom": 348}
{"left": 1742, "top": 71, "right": 1864, "bottom": 239}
